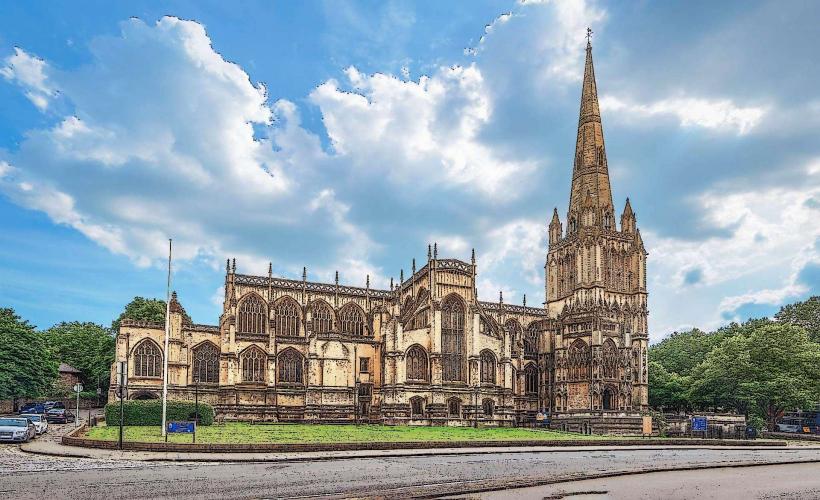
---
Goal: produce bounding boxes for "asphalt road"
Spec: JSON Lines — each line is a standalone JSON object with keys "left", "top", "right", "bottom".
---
{"left": 482, "top": 462, "right": 820, "bottom": 499}
{"left": 2, "top": 444, "right": 820, "bottom": 499}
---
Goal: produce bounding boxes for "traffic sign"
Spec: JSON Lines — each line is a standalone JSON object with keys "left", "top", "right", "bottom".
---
{"left": 73, "top": 383, "right": 84, "bottom": 393}
{"left": 692, "top": 416, "right": 708, "bottom": 431}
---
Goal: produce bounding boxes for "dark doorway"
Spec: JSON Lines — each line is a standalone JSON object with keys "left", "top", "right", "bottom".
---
{"left": 602, "top": 388, "right": 614, "bottom": 410}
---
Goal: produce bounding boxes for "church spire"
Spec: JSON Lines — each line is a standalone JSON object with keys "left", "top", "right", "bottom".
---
{"left": 567, "top": 29, "right": 614, "bottom": 224}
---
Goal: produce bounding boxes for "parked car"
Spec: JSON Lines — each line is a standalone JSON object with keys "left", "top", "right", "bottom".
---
{"left": 0, "top": 417, "right": 36, "bottom": 442}
{"left": 20, "top": 414, "right": 48, "bottom": 434}
{"left": 18, "top": 403, "right": 46, "bottom": 415}
{"left": 44, "top": 401, "right": 66, "bottom": 411}
{"left": 45, "top": 409, "right": 75, "bottom": 424}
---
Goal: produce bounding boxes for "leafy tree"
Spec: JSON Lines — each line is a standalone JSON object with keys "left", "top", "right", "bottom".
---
{"left": 43, "top": 322, "right": 115, "bottom": 394}
{"left": 649, "top": 328, "right": 729, "bottom": 377}
{"left": 775, "top": 296, "right": 820, "bottom": 343}
{"left": 689, "top": 322, "right": 820, "bottom": 430}
{"left": 111, "top": 296, "right": 191, "bottom": 332}
{"left": 0, "top": 308, "right": 58, "bottom": 402}
{"left": 648, "top": 361, "right": 690, "bottom": 411}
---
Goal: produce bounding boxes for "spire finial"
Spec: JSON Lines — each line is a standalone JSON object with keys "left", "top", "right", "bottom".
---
{"left": 471, "top": 248, "right": 476, "bottom": 265}
{"left": 335, "top": 270, "right": 339, "bottom": 285}
{"left": 390, "top": 277, "right": 394, "bottom": 291}
{"left": 366, "top": 274, "right": 370, "bottom": 289}
{"left": 231, "top": 258, "right": 236, "bottom": 272}
{"left": 434, "top": 242, "right": 438, "bottom": 259}
{"left": 268, "top": 262, "right": 272, "bottom": 275}
{"left": 226, "top": 258, "right": 230, "bottom": 273}
{"left": 302, "top": 266, "right": 307, "bottom": 280}
{"left": 428, "top": 244, "right": 432, "bottom": 260}
{"left": 412, "top": 258, "right": 416, "bottom": 273}
{"left": 586, "top": 27, "right": 593, "bottom": 45}
{"left": 499, "top": 290, "right": 503, "bottom": 303}
{"left": 523, "top": 294, "right": 527, "bottom": 308}
{"left": 400, "top": 269, "right": 404, "bottom": 283}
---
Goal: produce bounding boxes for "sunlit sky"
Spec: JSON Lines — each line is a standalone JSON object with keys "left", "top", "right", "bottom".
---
{"left": 1, "top": 1, "right": 818, "bottom": 342}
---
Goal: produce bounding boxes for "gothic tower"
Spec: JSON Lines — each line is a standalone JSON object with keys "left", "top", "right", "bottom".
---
{"left": 545, "top": 36, "right": 649, "bottom": 419}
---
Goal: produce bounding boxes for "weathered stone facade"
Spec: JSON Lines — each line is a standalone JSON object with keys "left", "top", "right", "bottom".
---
{"left": 110, "top": 40, "right": 649, "bottom": 432}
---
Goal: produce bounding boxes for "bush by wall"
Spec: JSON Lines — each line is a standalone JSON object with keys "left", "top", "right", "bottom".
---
{"left": 105, "top": 400, "right": 214, "bottom": 426}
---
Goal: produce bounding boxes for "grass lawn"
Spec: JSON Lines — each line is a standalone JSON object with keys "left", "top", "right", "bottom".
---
{"left": 85, "top": 423, "right": 611, "bottom": 444}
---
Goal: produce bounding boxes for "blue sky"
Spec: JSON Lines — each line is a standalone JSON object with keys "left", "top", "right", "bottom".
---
{"left": 1, "top": 0, "right": 818, "bottom": 341}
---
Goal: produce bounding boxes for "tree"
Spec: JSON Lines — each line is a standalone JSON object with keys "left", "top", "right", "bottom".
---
{"left": 649, "top": 328, "right": 730, "bottom": 377}
{"left": 0, "top": 308, "right": 57, "bottom": 402}
{"left": 43, "top": 322, "right": 115, "bottom": 394}
{"left": 111, "top": 296, "right": 191, "bottom": 332}
{"left": 775, "top": 296, "right": 820, "bottom": 343}
{"left": 648, "top": 361, "right": 690, "bottom": 411}
{"left": 689, "top": 322, "right": 820, "bottom": 430}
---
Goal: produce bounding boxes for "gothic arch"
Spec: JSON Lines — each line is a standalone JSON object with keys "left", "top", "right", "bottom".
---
{"left": 479, "top": 349, "right": 496, "bottom": 384}
{"left": 191, "top": 340, "right": 220, "bottom": 384}
{"left": 132, "top": 339, "right": 162, "bottom": 378}
{"left": 602, "top": 338, "right": 618, "bottom": 379}
{"left": 239, "top": 345, "right": 266, "bottom": 383}
{"left": 567, "top": 338, "right": 590, "bottom": 380}
{"left": 311, "top": 299, "right": 335, "bottom": 334}
{"left": 504, "top": 319, "right": 522, "bottom": 351}
{"left": 405, "top": 344, "right": 429, "bottom": 382}
{"left": 272, "top": 295, "right": 302, "bottom": 337}
{"left": 441, "top": 294, "right": 466, "bottom": 382}
{"left": 237, "top": 292, "right": 267, "bottom": 335}
{"left": 524, "top": 362, "right": 538, "bottom": 394}
{"left": 339, "top": 302, "right": 368, "bottom": 336}
{"left": 524, "top": 321, "right": 540, "bottom": 357}
{"left": 277, "top": 347, "right": 304, "bottom": 384}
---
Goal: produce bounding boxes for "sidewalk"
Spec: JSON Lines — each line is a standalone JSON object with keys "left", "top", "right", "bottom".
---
{"left": 22, "top": 437, "right": 814, "bottom": 463}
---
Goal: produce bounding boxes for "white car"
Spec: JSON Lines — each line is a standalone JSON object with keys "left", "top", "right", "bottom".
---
{"left": 20, "top": 414, "right": 48, "bottom": 434}
{"left": 0, "top": 417, "right": 36, "bottom": 443}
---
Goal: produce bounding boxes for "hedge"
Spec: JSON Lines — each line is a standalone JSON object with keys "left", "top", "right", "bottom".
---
{"left": 104, "top": 400, "right": 214, "bottom": 426}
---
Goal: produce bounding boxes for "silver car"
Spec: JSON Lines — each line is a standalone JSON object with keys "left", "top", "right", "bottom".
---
{"left": 0, "top": 417, "right": 36, "bottom": 442}
{"left": 20, "top": 414, "right": 48, "bottom": 434}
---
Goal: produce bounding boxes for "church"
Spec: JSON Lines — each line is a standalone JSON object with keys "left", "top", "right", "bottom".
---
{"left": 111, "top": 38, "right": 650, "bottom": 434}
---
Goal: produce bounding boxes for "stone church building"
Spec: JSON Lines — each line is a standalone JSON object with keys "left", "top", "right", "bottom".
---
{"left": 111, "top": 40, "right": 649, "bottom": 433}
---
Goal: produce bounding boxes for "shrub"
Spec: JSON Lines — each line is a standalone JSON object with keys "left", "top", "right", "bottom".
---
{"left": 104, "top": 399, "right": 214, "bottom": 426}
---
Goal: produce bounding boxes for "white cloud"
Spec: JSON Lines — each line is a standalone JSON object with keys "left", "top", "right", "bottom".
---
{"left": 600, "top": 95, "right": 766, "bottom": 135}
{"left": 0, "top": 48, "right": 57, "bottom": 110}
{"left": 310, "top": 64, "right": 534, "bottom": 198}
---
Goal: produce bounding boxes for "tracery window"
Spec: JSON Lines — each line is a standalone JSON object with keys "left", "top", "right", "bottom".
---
{"left": 568, "top": 339, "right": 591, "bottom": 380}
{"left": 524, "top": 322, "right": 539, "bottom": 357}
{"left": 524, "top": 363, "right": 538, "bottom": 394}
{"left": 480, "top": 350, "right": 496, "bottom": 384}
{"left": 240, "top": 346, "right": 266, "bottom": 383}
{"left": 505, "top": 319, "right": 521, "bottom": 352}
{"left": 410, "top": 396, "right": 424, "bottom": 418}
{"left": 441, "top": 296, "right": 465, "bottom": 382}
{"left": 278, "top": 348, "right": 304, "bottom": 384}
{"left": 192, "top": 342, "right": 219, "bottom": 383}
{"left": 133, "top": 340, "right": 162, "bottom": 378}
{"left": 602, "top": 339, "right": 618, "bottom": 379}
{"left": 312, "top": 301, "right": 334, "bottom": 334}
{"left": 482, "top": 399, "right": 494, "bottom": 417}
{"left": 274, "top": 298, "right": 300, "bottom": 336}
{"left": 339, "top": 304, "right": 366, "bottom": 336}
{"left": 406, "top": 345, "right": 428, "bottom": 382}
{"left": 238, "top": 294, "right": 267, "bottom": 335}
{"left": 447, "top": 398, "right": 461, "bottom": 418}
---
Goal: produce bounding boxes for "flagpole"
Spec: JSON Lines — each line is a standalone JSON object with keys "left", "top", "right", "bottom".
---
{"left": 161, "top": 238, "right": 172, "bottom": 437}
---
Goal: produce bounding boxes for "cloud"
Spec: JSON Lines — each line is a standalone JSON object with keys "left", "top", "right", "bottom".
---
{"left": 600, "top": 95, "right": 766, "bottom": 135}
{"left": 0, "top": 48, "right": 57, "bottom": 110}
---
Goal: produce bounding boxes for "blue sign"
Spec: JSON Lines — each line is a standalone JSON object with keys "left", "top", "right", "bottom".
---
{"left": 167, "top": 421, "right": 195, "bottom": 433}
{"left": 692, "top": 417, "right": 708, "bottom": 431}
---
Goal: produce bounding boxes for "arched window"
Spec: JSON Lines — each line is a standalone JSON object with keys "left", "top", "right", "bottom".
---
{"left": 441, "top": 296, "right": 465, "bottom": 382}
{"left": 568, "top": 339, "right": 590, "bottom": 380}
{"left": 406, "top": 345, "right": 428, "bottom": 382}
{"left": 482, "top": 399, "right": 495, "bottom": 417}
{"left": 505, "top": 319, "right": 521, "bottom": 352}
{"left": 339, "top": 304, "right": 366, "bottom": 336}
{"left": 312, "top": 301, "right": 333, "bottom": 334}
{"left": 238, "top": 294, "right": 267, "bottom": 335}
{"left": 524, "top": 363, "right": 538, "bottom": 394}
{"left": 240, "top": 346, "right": 266, "bottom": 383}
{"left": 602, "top": 339, "right": 618, "bottom": 379}
{"left": 410, "top": 396, "right": 424, "bottom": 418}
{"left": 273, "top": 297, "right": 300, "bottom": 337}
{"left": 133, "top": 340, "right": 162, "bottom": 378}
{"left": 480, "top": 350, "right": 496, "bottom": 384}
{"left": 447, "top": 397, "right": 461, "bottom": 418}
{"left": 192, "top": 342, "right": 219, "bottom": 383}
{"left": 525, "top": 322, "right": 539, "bottom": 357}
{"left": 277, "top": 348, "right": 304, "bottom": 384}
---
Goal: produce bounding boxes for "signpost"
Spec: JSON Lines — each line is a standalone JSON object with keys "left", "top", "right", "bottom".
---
{"left": 116, "top": 360, "right": 127, "bottom": 450}
{"left": 73, "top": 383, "right": 83, "bottom": 428}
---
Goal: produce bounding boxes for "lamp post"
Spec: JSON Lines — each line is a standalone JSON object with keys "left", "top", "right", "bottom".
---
{"left": 193, "top": 374, "right": 199, "bottom": 444}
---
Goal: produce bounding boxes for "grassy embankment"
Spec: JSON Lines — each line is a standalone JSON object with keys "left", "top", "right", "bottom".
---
{"left": 86, "top": 423, "right": 611, "bottom": 444}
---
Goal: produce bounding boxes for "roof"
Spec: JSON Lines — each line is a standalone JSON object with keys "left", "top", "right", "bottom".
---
{"left": 58, "top": 363, "right": 81, "bottom": 374}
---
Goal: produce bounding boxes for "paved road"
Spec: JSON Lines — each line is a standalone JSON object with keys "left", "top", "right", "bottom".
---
{"left": 2, "top": 444, "right": 819, "bottom": 499}
{"left": 481, "top": 462, "right": 820, "bottom": 499}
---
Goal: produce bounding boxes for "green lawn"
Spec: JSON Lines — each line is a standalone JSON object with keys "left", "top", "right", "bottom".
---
{"left": 86, "top": 423, "right": 609, "bottom": 444}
